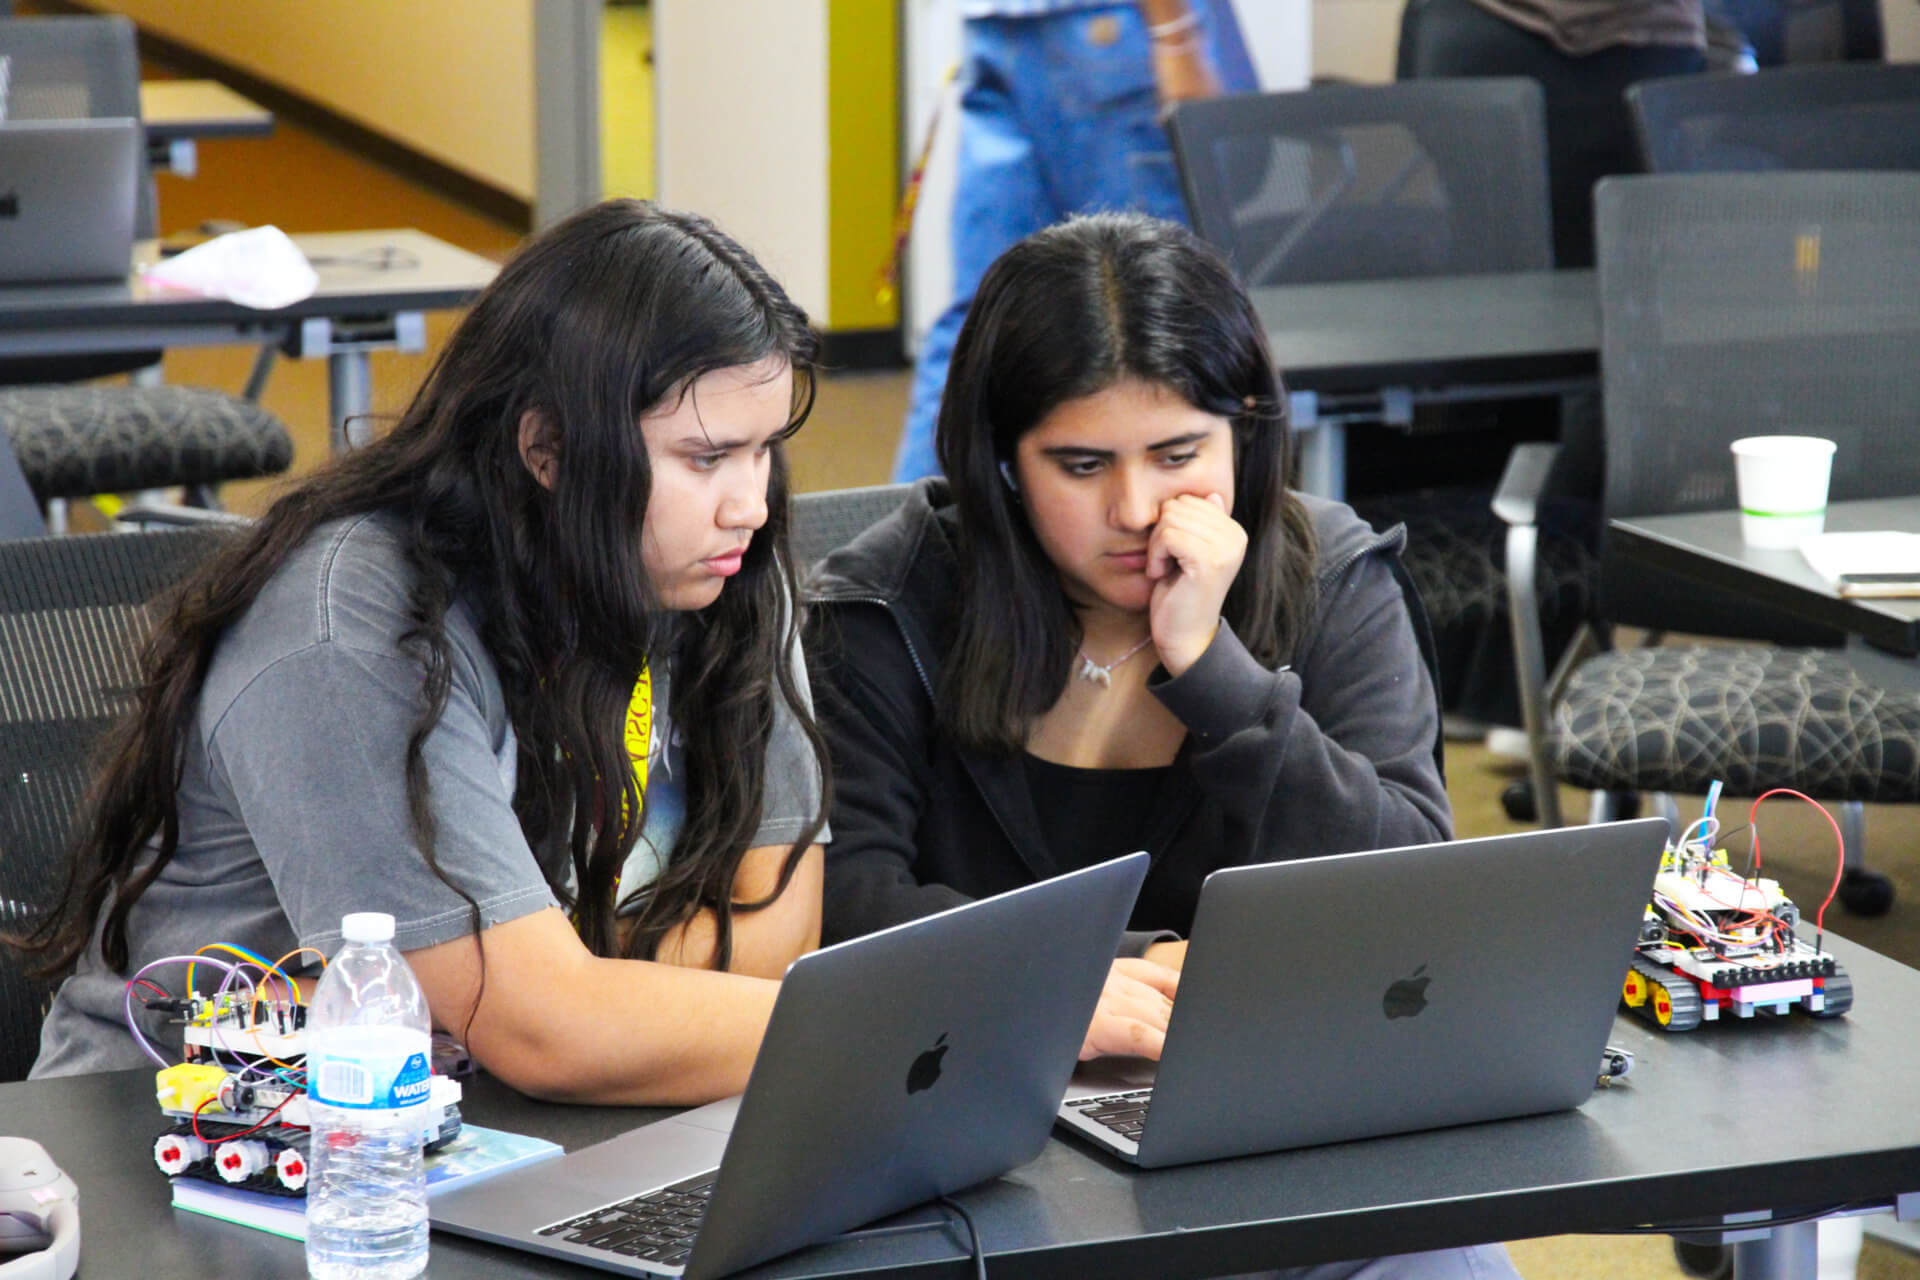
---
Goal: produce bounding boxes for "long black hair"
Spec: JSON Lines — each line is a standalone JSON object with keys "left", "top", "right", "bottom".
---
{"left": 20, "top": 199, "right": 829, "bottom": 979}
{"left": 935, "top": 212, "right": 1319, "bottom": 753}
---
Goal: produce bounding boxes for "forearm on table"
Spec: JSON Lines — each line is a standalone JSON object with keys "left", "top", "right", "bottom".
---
{"left": 408, "top": 908, "right": 782, "bottom": 1106}
{"left": 478, "top": 955, "right": 780, "bottom": 1106}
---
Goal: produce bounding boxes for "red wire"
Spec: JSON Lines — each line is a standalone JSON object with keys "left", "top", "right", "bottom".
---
{"left": 1746, "top": 787, "right": 1847, "bottom": 937}
{"left": 191, "top": 1090, "right": 296, "bottom": 1145}
{"left": 133, "top": 979, "right": 170, "bottom": 999}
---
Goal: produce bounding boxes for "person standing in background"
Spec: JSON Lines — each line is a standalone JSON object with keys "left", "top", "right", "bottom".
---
{"left": 892, "top": 0, "right": 1259, "bottom": 483}
{"left": 1398, "top": 0, "right": 1707, "bottom": 267}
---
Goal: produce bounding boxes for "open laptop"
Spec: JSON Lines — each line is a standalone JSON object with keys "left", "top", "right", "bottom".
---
{"left": 0, "top": 118, "right": 139, "bottom": 284}
{"left": 431, "top": 851, "right": 1149, "bottom": 1278}
{"left": 1058, "top": 819, "right": 1669, "bottom": 1168}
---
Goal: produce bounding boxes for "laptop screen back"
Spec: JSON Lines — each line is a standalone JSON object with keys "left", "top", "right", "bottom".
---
{"left": 0, "top": 118, "right": 138, "bottom": 284}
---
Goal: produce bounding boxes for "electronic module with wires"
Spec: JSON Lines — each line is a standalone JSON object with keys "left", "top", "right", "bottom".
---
{"left": 131, "top": 943, "right": 462, "bottom": 1197}
{"left": 1623, "top": 784, "right": 1853, "bottom": 1032}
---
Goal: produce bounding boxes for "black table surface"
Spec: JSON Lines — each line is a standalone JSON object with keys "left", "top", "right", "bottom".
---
{"left": 1611, "top": 498, "right": 1920, "bottom": 657}
{"left": 0, "top": 229, "right": 498, "bottom": 330}
{"left": 7, "top": 935, "right": 1918, "bottom": 1279}
{"left": 1251, "top": 269, "right": 1597, "bottom": 394}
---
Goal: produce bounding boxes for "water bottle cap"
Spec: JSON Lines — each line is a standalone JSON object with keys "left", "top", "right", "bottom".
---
{"left": 340, "top": 912, "right": 396, "bottom": 944}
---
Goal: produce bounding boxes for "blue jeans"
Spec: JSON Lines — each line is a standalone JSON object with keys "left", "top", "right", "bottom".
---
{"left": 893, "top": 2, "right": 1256, "bottom": 481}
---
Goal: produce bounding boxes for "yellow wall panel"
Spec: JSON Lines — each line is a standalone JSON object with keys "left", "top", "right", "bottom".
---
{"left": 80, "top": 0, "right": 534, "bottom": 200}
{"left": 827, "top": 0, "right": 899, "bottom": 331}
{"left": 601, "top": 4, "right": 655, "bottom": 202}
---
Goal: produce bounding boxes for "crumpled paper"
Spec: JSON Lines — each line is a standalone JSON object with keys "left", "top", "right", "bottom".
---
{"left": 142, "top": 225, "right": 319, "bottom": 310}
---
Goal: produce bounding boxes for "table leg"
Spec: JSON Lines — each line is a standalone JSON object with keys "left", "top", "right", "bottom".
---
{"left": 1730, "top": 1221, "right": 1818, "bottom": 1280}
{"left": 328, "top": 351, "right": 373, "bottom": 454}
{"left": 1289, "top": 392, "right": 1346, "bottom": 500}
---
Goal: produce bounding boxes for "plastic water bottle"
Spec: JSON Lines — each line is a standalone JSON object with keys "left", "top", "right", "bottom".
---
{"left": 304, "top": 912, "right": 432, "bottom": 1280}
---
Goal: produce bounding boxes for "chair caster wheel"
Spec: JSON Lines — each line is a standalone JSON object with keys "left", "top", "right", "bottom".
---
{"left": 1500, "top": 779, "right": 1537, "bottom": 823}
{"left": 1839, "top": 867, "right": 1895, "bottom": 916}
{"left": 1672, "top": 1238, "right": 1732, "bottom": 1279}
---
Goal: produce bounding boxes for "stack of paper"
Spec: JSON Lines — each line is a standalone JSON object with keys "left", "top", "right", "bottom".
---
{"left": 1798, "top": 531, "right": 1920, "bottom": 597}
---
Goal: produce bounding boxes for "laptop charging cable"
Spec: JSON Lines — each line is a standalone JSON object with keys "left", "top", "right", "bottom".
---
{"left": 831, "top": 1196, "right": 988, "bottom": 1278}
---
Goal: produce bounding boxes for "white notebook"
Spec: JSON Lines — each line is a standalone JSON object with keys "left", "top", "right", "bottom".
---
{"left": 1799, "top": 531, "right": 1920, "bottom": 597}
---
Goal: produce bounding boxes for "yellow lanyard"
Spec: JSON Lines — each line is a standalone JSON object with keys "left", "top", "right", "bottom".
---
{"left": 582, "top": 665, "right": 652, "bottom": 916}
{"left": 623, "top": 664, "right": 652, "bottom": 800}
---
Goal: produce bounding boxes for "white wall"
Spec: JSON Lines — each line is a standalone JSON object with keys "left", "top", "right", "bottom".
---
{"left": 1885, "top": 0, "right": 1920, "bottom": 61}
{"left": 1312, "top": 0, "right": 1401, "bottom": 83}
{"left": 653, "top": 0, "right": 831, "bottom": 321}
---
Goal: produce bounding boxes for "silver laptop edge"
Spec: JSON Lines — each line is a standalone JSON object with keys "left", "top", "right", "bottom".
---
{"left": 431, "top": 851, "right": 1150, "bottom": 1278}
{"left": 0, "top": 118, "right": 139, "bottom": 285}
{"left": 1057, "top": 820, "right": 1669, "bottom": 1168}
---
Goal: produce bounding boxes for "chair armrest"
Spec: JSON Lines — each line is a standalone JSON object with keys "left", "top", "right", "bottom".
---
{"left": 1492, "top": 441, "right": 1561, "bottom": 528}
{"left": 114, "top": 502, "right": 253, "bottom": 528}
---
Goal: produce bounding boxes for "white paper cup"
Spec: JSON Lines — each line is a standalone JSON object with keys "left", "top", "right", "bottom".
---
{"left": 1730, "top": 436, "right": 1836, "bottom": 549}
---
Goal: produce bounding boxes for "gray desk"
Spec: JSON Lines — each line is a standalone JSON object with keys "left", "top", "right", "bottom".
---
{"left": 1611, "top": 498, "right": 1920, "bottom": 658}
{"left": 140, "top": 80, "right": 274, "bottom": 177}
{"left": 4, "top": 935, "right": 1915, "bottom": 1279}
{"left": 0, "top": 229, "right": 498, "bottom": 454}
{"left": 1253, "top": 270, "right": 1598, "bottom": 499}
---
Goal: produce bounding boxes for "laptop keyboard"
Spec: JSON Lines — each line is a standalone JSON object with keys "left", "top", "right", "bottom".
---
{"left": 536, "top": 1169, "right": 715, "bottom": 1267}
{"left": 1064, "top": 1087, "right": 1154, "bottom": 1142}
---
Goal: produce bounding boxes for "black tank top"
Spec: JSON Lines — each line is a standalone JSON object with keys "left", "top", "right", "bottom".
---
{"left": 1022, "top": 752, "right": 1179, "bottom": 872}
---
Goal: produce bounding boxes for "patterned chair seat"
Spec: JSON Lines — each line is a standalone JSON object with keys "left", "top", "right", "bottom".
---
{"left": 1354, "top": 486, "right": 1598, "bottom": 724}
{"left": 0, "top": 385, "right": 294, "bottom": 501}
{"left": 1550, "top": 644, "right": 1920, "bottom": 801}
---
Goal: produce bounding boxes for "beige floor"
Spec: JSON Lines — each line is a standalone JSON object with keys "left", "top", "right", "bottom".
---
{"left": 112, "top": 52, "right": 1918, "bottom": 1280}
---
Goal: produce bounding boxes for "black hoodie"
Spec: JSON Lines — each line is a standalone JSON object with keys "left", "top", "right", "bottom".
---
{"left": 805, "top": 479, "right": 1451, "bottom": 953}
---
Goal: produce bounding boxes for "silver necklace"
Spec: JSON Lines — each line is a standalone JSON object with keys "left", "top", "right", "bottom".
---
{"left": 1075, "top": 636, "right": 1153, "bottom": 687}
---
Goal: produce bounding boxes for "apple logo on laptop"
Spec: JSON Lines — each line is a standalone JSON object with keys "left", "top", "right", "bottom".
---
{"left": 1382, "top": 964, "right": 1431, "bottom": 1020}
{"left": 0, "top": 193, "right": 18, "bottom": 220}
{"left": 906, "top": 1032, "right": 949, "bottom": 1094}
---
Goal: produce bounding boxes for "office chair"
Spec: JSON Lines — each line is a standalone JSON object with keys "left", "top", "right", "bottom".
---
{"left": 0, "top": 525, "right": 234, "bottom": 1082}
{"left": 1711, "top": 0, "right": 1884, "bottom": 67}
{"left": 1497, "top": 172, "right": 1920, "bottom": 915}
{"left": 1393, "top": 0, "right": 1708, "bottom": 270}
{"left": 1630, "top": 62, "right": 1920, "bottom": 175}
{"left": 0, "top": 385, "right": 293, "bottom": 518}
{"left": 790, "top": 483, "right": 915, "bottom": 572}
{"left": 1166, "top": 79, "right": 1598, "bottom": 735}
{"left": 0, "top": 15, "right": 292, "bottom": 516}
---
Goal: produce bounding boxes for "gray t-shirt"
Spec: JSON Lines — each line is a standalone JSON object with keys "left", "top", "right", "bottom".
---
{"left": 32, "top": 512, "right": 827, "bottom": 1077}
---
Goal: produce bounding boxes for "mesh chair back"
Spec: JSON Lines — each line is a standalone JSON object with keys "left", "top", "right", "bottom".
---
{"left": 1167, "top": 79, "right": 1552, "bottom": 285}
{"left": 790, "top": 483, "right": 913, "bottom": 572}
{"left": 0, "top": 14, "right": 155, "bottom": 236}
{"left": 1594, "top": 171, "right": 1920, "bottom": 632}
{"left": 1631, "top": 64, "right": 1920, "bottom": 175}
{"left": 0, "top": 527, "right": 230, "bottom": 1081}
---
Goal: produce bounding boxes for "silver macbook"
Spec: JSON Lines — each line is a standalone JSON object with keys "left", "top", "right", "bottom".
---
{"left": 1058, "top": 819, "right": 1669, "bottom": 1168}
{"left": 431, "top": 851, "right": 1149, "bottom": 1278}
{"left": 0, "top": 118, "right": 139, "bottom": 284}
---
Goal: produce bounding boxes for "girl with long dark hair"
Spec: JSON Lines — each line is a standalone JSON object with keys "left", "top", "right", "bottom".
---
{"left": 810, "top": 210, "right": 1508, "bottom": 1280}
{"left": 20, "top": 201, "right": 830, "bottom": 1104}
{"left": 810, "top": 212, "right": 1452, "bottom": 1057}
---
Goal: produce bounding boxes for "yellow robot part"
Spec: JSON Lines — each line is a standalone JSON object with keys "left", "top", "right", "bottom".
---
{"left": 155, "top": 1062, "right": 228, "bottom": 1114}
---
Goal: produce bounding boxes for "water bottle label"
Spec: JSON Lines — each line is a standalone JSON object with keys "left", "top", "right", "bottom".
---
{"left": 310, "top": 1047, "right": 431, "bottom": 1111}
